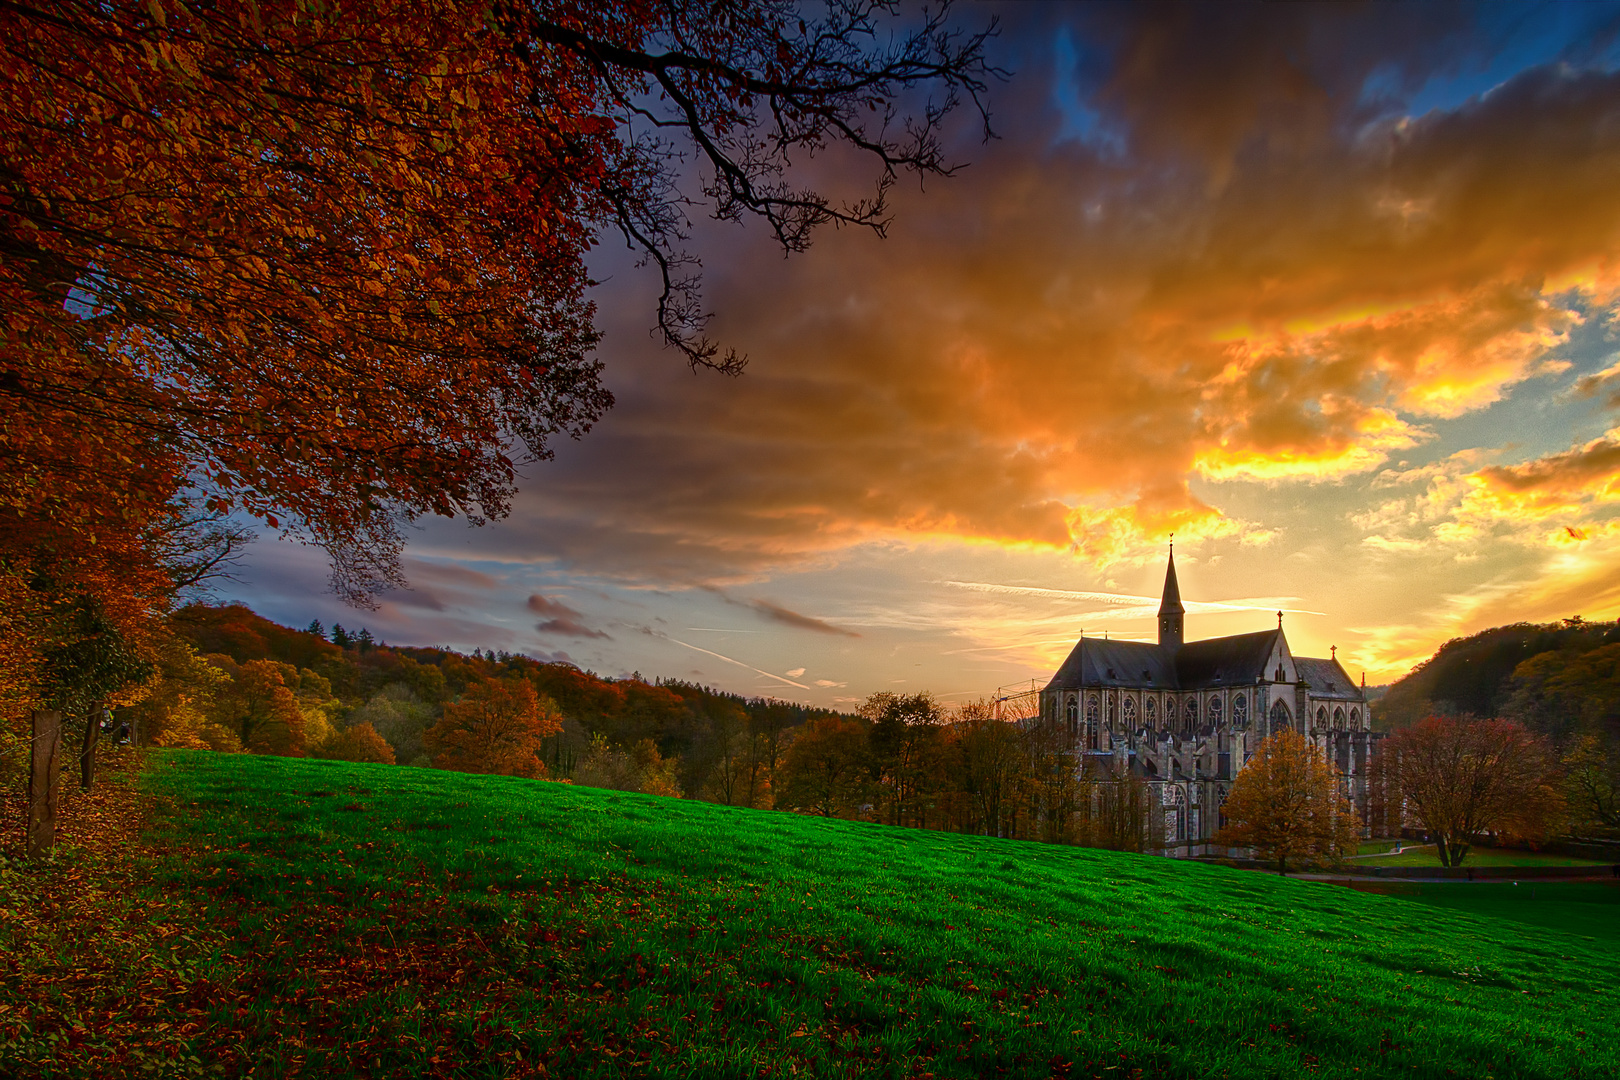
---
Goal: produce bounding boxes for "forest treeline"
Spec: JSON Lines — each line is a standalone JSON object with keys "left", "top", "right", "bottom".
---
{"left": 111, "top": 604, "right": 1164, "bottom": 850}
{"left": 1374, "top": 617, "right": 1620, "bottom": 734}
{"left": 1370, "top": 617, "right": 1620, "bottom": 837}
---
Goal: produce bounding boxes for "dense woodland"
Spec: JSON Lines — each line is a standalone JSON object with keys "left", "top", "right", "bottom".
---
{"left": 1370, "top": 617, "right": 1620, "bottom": 837}
{"left": 1374, "top": 618, "right": 1620, "bottom": 732}
{"left": 81, "top": 603, "right": 1166, "bottom": 851}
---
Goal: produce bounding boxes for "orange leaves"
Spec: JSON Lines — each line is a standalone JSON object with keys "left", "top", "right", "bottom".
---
{"left": 2, "top": 0, "right": 618, "bottom": 605}
{"left": 1215, "top": 729, "right": 1358, "bottom": 872}
{"left": 1378, "top": 716, "right": 1566, "bottom": 865}
{"left": 423, "top": 677, "right": 561, "bottom": 779}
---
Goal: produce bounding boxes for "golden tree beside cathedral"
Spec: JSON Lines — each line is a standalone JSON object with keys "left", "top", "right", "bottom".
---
{"left": 1215, "top": 729, "right": 1359, "bottom": 873}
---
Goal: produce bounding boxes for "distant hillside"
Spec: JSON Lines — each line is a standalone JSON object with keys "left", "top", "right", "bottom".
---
{"left": 1373, "top": 618, "right": 1620, "bottom": 730}
{"left": 158, "top": 602, "right": 846, "bottom": 800}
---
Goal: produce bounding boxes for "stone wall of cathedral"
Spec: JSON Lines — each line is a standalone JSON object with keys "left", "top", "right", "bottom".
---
{"left": 1036, "top": 680, "right": 1377, "bottom": 856}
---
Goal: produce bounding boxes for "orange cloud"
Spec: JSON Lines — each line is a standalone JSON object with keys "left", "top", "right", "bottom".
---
{"left": 1463, "top": 433, "right": 1620, "bottom": 523}
{"left": 428, "top": 28, "right": 1620, "bottom": 590}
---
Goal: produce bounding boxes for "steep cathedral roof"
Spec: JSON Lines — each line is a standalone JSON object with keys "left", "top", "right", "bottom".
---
{"left": 1174, "top": 630, "right": 1281, "bottom": 686}
{"left": 1044, "top": 629, "right": 1284, "bottom": 692}
{"left": 1293, "top": 657, "right": 1361, "bottom": 699}
{"left": 1043, "top": 550, "right": 1363, "bottom": 699}
{"left": 1046, "top": 638, "right": 1176, "bottom": 690}
{"left": 1158, "top": 547, "right": 1185, "bottom": 615}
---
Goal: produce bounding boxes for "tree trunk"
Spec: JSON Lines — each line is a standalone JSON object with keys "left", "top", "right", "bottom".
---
{"left": 79, "top": 703, "right": 103, "bottom": 791}
{"left": 26, "top": 709, "right": 63, "bottom": 860}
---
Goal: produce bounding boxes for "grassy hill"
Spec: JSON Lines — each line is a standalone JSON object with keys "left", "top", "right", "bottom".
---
{"left": 7, "top": 751, "right": 1619, "bottom": 1079}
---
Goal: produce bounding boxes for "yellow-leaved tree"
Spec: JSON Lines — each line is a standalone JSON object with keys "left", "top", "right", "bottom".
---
{"left": 1215, "top": 728, "right": 1359, "bottom": 874}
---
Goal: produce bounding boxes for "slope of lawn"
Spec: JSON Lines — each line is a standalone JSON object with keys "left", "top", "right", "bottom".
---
{"left": 10, "top": 749, "right": 1619, "bottom": 1079}
{"left": 1387, "top": 881, "right": 1620, "bottom": 944}
{"left": 1348, "top": 846, "right": 1610, "bottom": 869}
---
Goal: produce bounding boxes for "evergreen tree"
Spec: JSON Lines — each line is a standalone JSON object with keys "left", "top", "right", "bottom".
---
{"left": 306, "top": 619, "right": 325, "bottom": 639}
{"left": 330, "top": 624, "right": 350, "bottom": 649}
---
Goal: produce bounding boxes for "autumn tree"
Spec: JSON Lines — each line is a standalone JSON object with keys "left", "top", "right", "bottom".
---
{"left": 1503, "top": 643, "right": 1620, "bottom": 743}
{"left": 631, "top": 739, "right": 683, "bottom": 798}
{"left": 698, "top": 700, "right": 752, "bottom": 805}
{"left": 779, "top": 716, "right": 870, "bottom": 818}
{"left": 1378, "top": 716, "right": 1566, "bottom": 866}
{"left": 573, "top": 732, "right": 642, "bottom": 792}
{"left": 953, "top": 700, "right": 1022, "bottom": 838}
{"left": 863, "top": 692, "right": 946, "bottom": 827}
{"left": 1563, "top": 733, "right": 1620, "bottom": 828}
{"left": 214, "top": 659, "right": 308, "bottom": 758}
{"left": 573, "top": 733, "right": 683, "bottom": 796}
{"left": 424, "top": 677, "right": 562, "bottom": 779}
{"left": 123, "top": 635, "right": 237, "bottom": 753}
{"left": 322, "top": 722, "right": 397, "bottom": 766}
{"left": 745, "top": 700, "right": 803, "bottom": 810}
{"left": 349, "top": 684, "right": 438, "bottom": 767}
{"left": 1076, "top": 765, "right": 1165, "bottom": 854}
{"left": 1215, "top": 729, "right": 1358, "bottom": 874}
{"left": 1020, "top": 709, "right": 1084, "bottom": 845}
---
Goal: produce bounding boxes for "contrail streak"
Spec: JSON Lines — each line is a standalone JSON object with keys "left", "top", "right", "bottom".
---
{"left": 664, "top": 636, "right": 810, "bottom": 690}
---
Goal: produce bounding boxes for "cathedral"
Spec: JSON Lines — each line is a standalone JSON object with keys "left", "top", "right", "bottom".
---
{"left": 1040, "top": 547, "right": 1374, "bottom": 855}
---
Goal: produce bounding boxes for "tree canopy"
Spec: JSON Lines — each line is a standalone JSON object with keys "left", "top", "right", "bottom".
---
{"left": 1376, "top": 715, "right": 1565, "bottom": 867}
{"left": 0, "top": 0, "right": 996, "bottom": 730}
{"left": 1215, "top": 729, "right": 1357, "bottom": 874}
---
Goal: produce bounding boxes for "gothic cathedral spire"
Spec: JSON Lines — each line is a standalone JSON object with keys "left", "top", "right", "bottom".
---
{"left": 1158, "top": 540, "right": 1185, "bottom": 650}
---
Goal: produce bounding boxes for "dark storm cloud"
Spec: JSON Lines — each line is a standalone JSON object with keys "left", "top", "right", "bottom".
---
{"left": 747, "top": 599, "right": 861, "bottom": 637}
{"left": 527, "top": 593, "right": 612, "bottom": 639}
{"left": 391, "top": 588, "right": 446, "bottom": 611}
{"left": 400, "top": 3, "right": 1620, "bottom": 584}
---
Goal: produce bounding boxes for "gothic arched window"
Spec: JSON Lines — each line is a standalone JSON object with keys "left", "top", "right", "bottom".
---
{"left": 1122, "top": 697, "right": 1137, "bottom": 725}
{"left": 1316, "top": 706, "right": 1328, "bottom": 728}
{"left": 1066, "top": 698, "right": 1078, "bottom": 730}
{"left": 1107, "top": 696, "right": 1116, "bottom": 723}
{"left": 1269, "top": 699, "right": 1291, "bottom": 735}
{"left": 1333, "top": 707, "right": 1345, "bottom": 729}
{"left": 1208, "top": 697, "right": 1223, "bottom": 726}
{"left": 1350, "top": 708, "right": 1361, "bottom": 729}
{"left": 1232, "top": 694, "right": 1248, "bottom": 727}
{"left": 1086, "top": 695, "right": 1100, "bottom": 727}
{"left": 1144, "top": 697, "right": 1157, "bottom": 725}
{"left": 1185, "top": 698, "right": 1198, "bottom": 730}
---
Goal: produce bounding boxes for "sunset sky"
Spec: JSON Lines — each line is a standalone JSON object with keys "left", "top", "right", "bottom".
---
{"left": 224, "top": 2, "right": 1620, "bottom": 708}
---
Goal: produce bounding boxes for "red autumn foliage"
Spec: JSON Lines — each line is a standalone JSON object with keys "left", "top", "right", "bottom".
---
{"left": 1376, "top": 715, "right": 1566, "bottom": 866}
{"left": 2, "top": 0, "right": 617, "bottom": 605}
{"left": 215, "top": 659, "right": 306, "bottom": 758}
{"left": 424, "top": 677, "right": 563, "bottom": 778}
{"left": 323, "top": 722, "right": 397, "bottom": 766}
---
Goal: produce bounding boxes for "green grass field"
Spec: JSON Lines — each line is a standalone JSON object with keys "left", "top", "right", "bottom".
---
{"left": 8, "top": 750, "right": 1618, "bottom": 1079}
{"left": 1393, "top": 882, "right": 1620, "bottom": 943}
{"left": 1349, "top": 845, "right": 1611, "bottom": 868}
